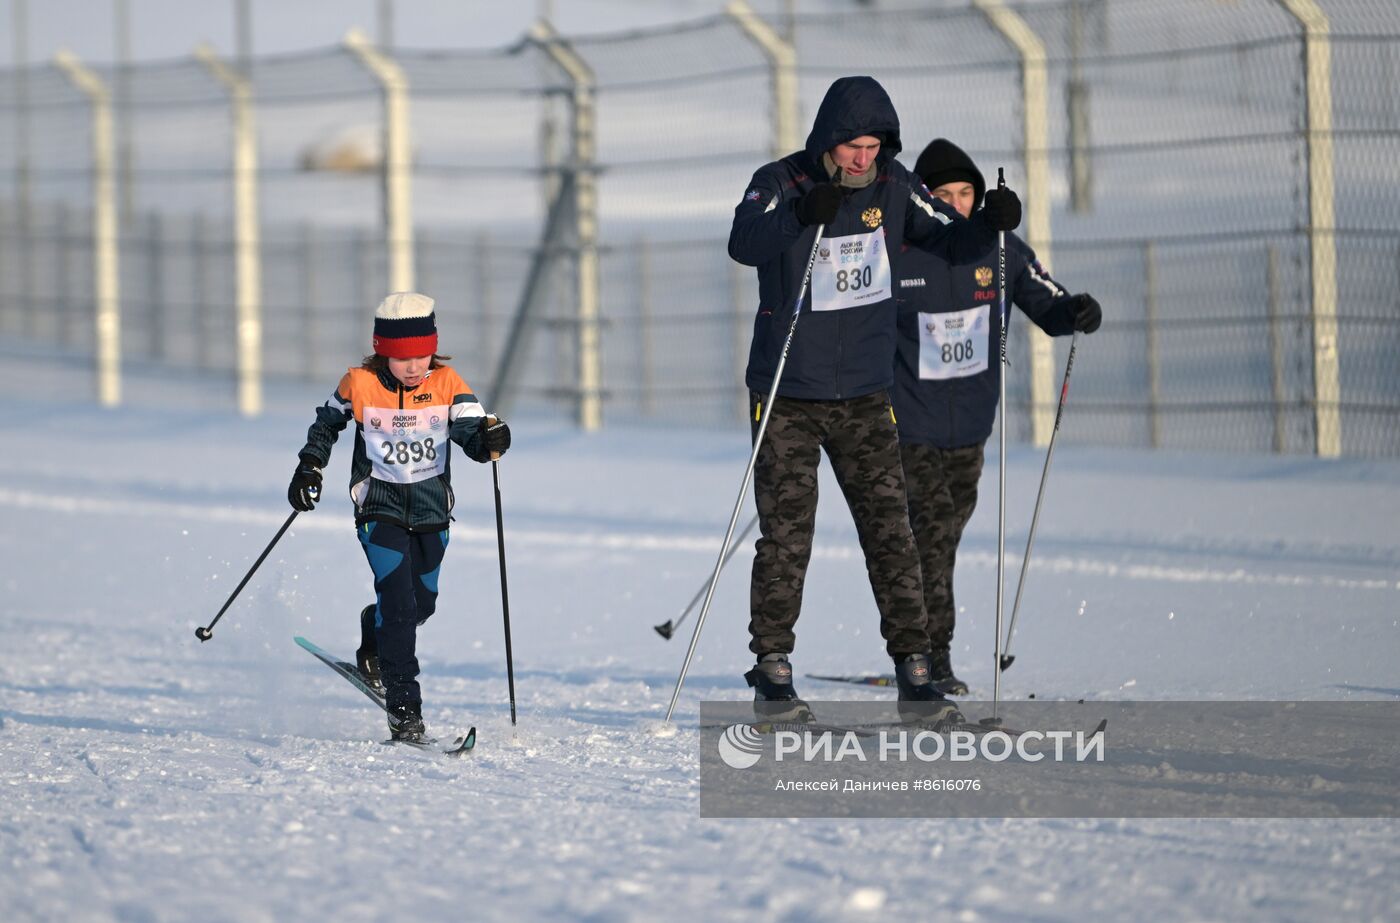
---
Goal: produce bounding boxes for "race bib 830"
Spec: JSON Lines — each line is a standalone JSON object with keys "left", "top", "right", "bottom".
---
{"left": 811, "top": 229, "right": 892, "bottom": 312}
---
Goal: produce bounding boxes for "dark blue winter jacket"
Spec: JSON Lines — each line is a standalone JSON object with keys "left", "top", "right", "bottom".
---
{"left": 729, "top": 76, "right": 1001, "bottom": 401}
{"left": 891, "top": 234, "right": 1078, "bottom": 448}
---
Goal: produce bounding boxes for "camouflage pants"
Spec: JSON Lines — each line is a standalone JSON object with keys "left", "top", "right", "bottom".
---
{"left": 749, "top": 390, "right": 928, "bottom": 658}
{"left": 900, "top": 441, "right": 985, "bottom": 651}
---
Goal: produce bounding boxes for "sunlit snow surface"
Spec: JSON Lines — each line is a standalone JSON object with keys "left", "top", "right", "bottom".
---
{"left": 1, "top": 345, "right": 1396, "bottom": 922}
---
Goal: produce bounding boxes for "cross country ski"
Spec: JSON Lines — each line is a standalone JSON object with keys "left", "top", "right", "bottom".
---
{"left": 294, "top": 636, "right": 477, "bottom": 757}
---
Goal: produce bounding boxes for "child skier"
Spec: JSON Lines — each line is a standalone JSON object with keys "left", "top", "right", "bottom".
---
{"left": 287, "top": 292, "right": 511, "bottom": 741}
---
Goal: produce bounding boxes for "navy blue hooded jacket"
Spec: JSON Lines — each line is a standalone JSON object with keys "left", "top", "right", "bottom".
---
{"left": 729, "top": 77, "right": 1001, "bottom": 401}
{"left": 891, "top": 139, "right": 1078, "bottom": 448}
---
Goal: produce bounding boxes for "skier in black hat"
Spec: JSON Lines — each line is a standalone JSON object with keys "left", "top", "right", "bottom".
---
{"left": 892, "top": 138, "right": 1102, "bottom": 694}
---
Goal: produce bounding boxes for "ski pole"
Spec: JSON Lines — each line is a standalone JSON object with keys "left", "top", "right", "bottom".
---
{"left": 1000, "top": 332, "right": 1078, "bottom": 672}
{"left": 196, "top": 509, "right": 302, "bottom": 642}
{"left": 654, "top": 512, "right": 759, "bottom": 640}
{"left": 983, "top": 168, "right": 1010, "bottom": 728}
{"left": 488, "top": 420, "right": 518, "bottom": 726}
{"left": 664, "top": 221, "right": 828, "bottom": 723}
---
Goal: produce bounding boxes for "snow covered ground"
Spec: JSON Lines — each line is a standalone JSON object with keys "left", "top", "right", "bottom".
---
{"left": 1, "top": 343, "right": 1397, "bottom": 922}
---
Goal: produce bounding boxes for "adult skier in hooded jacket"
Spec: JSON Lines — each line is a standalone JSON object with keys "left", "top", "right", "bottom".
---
{"left": 892, "top": 138, "right": 1102, "bottom": 694}
{"left": 728, "top": 77, "right": 1022, "bottom": 719}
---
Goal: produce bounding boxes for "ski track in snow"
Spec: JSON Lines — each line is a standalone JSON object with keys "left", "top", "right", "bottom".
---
{"left": 0, "top": 349, "right": 1397, "bottom": 921}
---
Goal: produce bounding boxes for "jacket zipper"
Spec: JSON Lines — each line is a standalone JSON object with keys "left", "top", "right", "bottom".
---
{"left": 398, "top": 383, "right": 413, "bottom": 530}
{"left": 829, "top": 207, "right": 844, "bottom": 399}
{"left": 834, "top": 309, "right": 844, "bottom": 399}
{"left": 945, "top": 266, "right": 959, "bottom": 435}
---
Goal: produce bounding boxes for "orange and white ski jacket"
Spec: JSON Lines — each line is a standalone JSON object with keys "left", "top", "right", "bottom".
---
{"left": 297, "top": 364, "right": 492, "bottom": 531}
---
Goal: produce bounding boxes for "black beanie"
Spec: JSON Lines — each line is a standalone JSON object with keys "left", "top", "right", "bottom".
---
{"left": 913, "top": 138, "right": 986, "bottom": 203}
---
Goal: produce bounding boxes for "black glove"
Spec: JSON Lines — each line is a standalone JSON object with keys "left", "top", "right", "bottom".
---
{"left": 794, "top": 183, "right": 843, "bottom": 226}
{"left": 981, "top": 186, "right": 1022, "bottom": 231}
{"left": 482, "top": 417, "right": 511, "bottom": 458}
{"left": 1071, "top": 293, "right": 1102, "bottom": 334}
{"left": 287, "top": 457, "right": 322, "bottom": 512}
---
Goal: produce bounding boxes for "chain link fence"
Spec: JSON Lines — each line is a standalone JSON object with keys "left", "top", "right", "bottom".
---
{"left": 0, "top": 0, "right": 1396, "bottom": 454}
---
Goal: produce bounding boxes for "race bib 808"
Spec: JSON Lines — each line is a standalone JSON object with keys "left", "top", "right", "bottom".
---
{"left": 918, "top": 305, "right": 991, "bottom": 380}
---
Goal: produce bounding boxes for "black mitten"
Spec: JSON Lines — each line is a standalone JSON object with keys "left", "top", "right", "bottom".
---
{"left": 288, "top": 458, "right": 322, "bottom": 512}
{"left": 1072, "top": 294, "right": 1102, "bottom": 334}
{"left": 794, "top": 183, "right": 843, "bottom": 226}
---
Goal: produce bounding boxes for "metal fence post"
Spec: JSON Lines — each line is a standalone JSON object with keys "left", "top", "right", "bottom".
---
{"left": 474, "top": 229, "right": 493, "bottom": 377}
{"left": 196, "top": 44, "right": 264, "bottom": 416}
{"left": 973, "top": 0, "right": 1056, "bottom": 446}
{"left": 346, "top": 29, "right": 415, "bottom": 295}
{"left": 353, "top": 227, "right": 372, "bottom": 355}
{"left": 726, "top": 0, "right": 799, "bottom": 158}
{"left": 12, "top": 0, "right": 34, "bottom": 339}
{"left": 1143, "top": 240, "right": 1161, "bottom": 448}
{"left": 55, "top": 51, "right": 121, "bottom": 407}
{"left": 1067, "top": 0, "right": 1094, "bottom": 213}
{"left": 415, "top": 226, "right": 430, "bottom": 302}
{"left": 1267, "top": 243, "right": 1288, "bottom": 453}
{"left": 146, "top": 211, "right": 165, "bottom": 360}
{"left": 531, "top": 21, "right": 601, "bottom": 431}
{"left": 193, "top": 212, "right": 211, "bottom": 371}
{"left": 1276, "top": 0, "right": 1341, "bottom": 457}
{"left": 54, "top": 201, "right": 73, "bottom": 345}
{"left": 0, "top": 206, "right": 7, "bottom": 334}
{"left": 638, "top": 236, "right": 655, "bottom": 417}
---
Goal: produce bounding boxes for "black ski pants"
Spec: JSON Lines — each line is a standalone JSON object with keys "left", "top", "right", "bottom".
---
{"left": 900, "top": 441, "right": 984, "bottom": 652}
{"left": 357, "top": 520, "right": 449, "bottom": 711}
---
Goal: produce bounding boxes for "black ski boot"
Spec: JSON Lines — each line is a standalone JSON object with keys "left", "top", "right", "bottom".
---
{"left": 894, "top": 653, "right": 961, "bottom": 726}
{"left": 355, "top": 604, "right": 383, "bottom": 693}
{"left": 929, "top": 647, "right": 968, "bottom": 696}
{"left": 744, "top": 653, "right": 812, "bottom": 723}
{"left": 387, "top": 701, "right": 426, "bottom": 742}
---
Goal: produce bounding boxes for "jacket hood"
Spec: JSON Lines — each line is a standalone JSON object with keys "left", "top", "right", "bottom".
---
{"left": 913, "top": 138, "right": 986, "bottom": 209}
{"left": 803, "top": 76, "right": 903, "bottom": 166}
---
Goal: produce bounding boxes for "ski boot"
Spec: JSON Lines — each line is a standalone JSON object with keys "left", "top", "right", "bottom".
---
{"left": 355, "top": 604, "right": 383, "bottom": 693}
{"left": 744, "top": 653, "right": 813, "bottom": 723}
{"left": 894, "top": 653, "right": 962, "bottom": 726}
{"left": 387, "top": 701, "right": 426, "bottom": 742}
{"left": 929, "top": 647, "right": 969, "bottom": 697}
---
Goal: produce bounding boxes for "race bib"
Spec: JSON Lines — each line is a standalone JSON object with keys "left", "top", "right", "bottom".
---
{"left": 811, "top": 229, "right": 891, "bottom": 312}
{"left": 918, "top": 305, "right": 990, "bottom": 380}
{"left": 363, "top": 405, "right": 450, "bottom": 484}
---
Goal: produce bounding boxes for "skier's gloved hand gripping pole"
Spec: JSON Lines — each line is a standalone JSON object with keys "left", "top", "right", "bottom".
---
{"left": 196, "top": 456, "right": 326, "bottom": 640}
{"left": 486, "top": 416, "right": 518, "bottom": 726}
{"left": 663, "top": 204, "right": 834, "bottom": 722}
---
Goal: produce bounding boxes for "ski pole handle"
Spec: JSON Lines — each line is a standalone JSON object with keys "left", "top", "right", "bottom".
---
{"left": 486, "top": 415, "right": 501, "bottom": 461}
